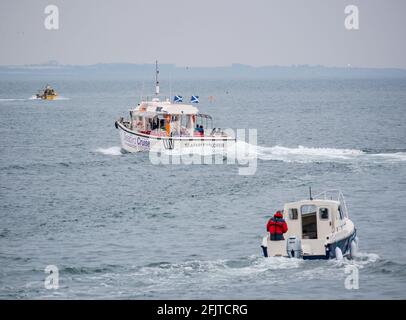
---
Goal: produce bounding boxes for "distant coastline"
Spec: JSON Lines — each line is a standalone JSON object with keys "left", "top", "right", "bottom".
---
{"left": 1, "top": 63, "right": 406, "bottom": 79}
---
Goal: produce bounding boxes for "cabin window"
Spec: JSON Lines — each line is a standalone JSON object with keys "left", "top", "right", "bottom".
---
{"left": 338, "top": 205, "right": 344, "bottom": 220}
{"left": 319, "top": 208, "right": 329, "bottom": 220}
{"left": 301, "top": 205, "right": 318, "bottom": 239}
{"left": 301, "top": 205, "right": 317, "bottom": 215}
{"left": 288, "top": 208, "right": 298, "bottom": 220}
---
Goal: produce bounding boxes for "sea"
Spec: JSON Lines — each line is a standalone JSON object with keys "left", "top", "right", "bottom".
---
{"left": 0, "top": 76, "right": 405, "bottom": 299}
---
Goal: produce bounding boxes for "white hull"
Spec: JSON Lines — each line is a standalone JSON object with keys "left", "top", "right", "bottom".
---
{"left": 116, "top": 121, "right": 235, "bottom": 153}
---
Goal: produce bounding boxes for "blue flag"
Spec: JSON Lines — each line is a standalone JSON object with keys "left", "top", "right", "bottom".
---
{"left": 191, "top": 95, "right": 199, "bottom": 103}
{"left": 173, "top": 95, "right": 183, "bottom": 103}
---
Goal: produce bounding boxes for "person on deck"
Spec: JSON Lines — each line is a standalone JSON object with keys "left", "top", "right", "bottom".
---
{"left": 199, "top": 125, "right": 204, "bottom": 136}
{"left": 266, "top": 211, "right": 288, "bottom": 241}
{"left": 195, "top": 124, "right": 203, "bottom": 136}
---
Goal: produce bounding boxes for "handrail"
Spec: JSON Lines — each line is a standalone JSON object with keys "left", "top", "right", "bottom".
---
{"left": 313, "top": 190, "right": 349, "bottom": 218}
{"left": 313, "top": 189, "right": 341, "bottom": 200}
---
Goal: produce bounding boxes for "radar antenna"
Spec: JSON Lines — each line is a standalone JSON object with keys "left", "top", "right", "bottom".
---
{"left": 155, "top": 60, "right": 160, "bottom": 96}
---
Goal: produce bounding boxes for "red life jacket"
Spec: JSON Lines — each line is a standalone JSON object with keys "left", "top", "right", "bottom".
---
{"left": 267, "top": 212, "right": 288, "bottom": 235}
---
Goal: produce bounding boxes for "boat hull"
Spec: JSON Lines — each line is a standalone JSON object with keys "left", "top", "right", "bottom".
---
{"left": 115, "top": 121, "right": 235, "bottom": 153}
{"left": 37, "top": 95, "right": 58, "bottom": 100}
{"left": 325, "top": 229, "right": 357, "bottom": 259}
{"left": 261, "top": 230, "right": 357, "bottom": 260}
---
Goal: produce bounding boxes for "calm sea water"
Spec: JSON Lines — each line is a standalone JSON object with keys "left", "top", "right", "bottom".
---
{"left": 0, "top": 77, "right": 405, "bottom": 299}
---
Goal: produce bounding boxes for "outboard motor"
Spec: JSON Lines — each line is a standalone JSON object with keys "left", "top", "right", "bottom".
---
{"left": 286, "top": 236, "right": 302, "bottom": 258}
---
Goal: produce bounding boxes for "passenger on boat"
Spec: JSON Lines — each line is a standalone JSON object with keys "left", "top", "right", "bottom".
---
{"left": 160, "top": 119, "right": 165, "bottom": 130}
{"left": 211, "top": 128, "right": 222, "bottom": 136}
{"left": 152, "top": 118, "right": 159, "bottom": 130}
{"left": 194, "top": 124, "right": 204, "bottom": 136}
{"left": 266, "top": 211, "right": 288, "bottom": 241}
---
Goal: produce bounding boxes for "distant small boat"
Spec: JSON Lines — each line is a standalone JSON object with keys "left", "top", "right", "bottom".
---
{"left": 261, "top": 189, "right": 359, "bottom": 260}
{"left": 36, "top": 85, "right": 58, "bottom": 100}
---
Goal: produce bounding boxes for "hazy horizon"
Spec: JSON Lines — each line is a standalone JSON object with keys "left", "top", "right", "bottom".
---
{"left": 1, "top": 61, "right": 406, "bottom": 71}
{"left": 1, "top": 0, "right": 405, "bottom": 68}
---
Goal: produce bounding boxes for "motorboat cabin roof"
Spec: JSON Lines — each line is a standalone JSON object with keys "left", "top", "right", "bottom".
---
{"left": 133, "top": 99, "right": 199, "bottom": 116}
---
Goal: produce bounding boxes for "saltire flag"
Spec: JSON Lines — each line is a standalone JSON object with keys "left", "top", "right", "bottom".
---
{"left": 191, "top": 95, "right": 199, "bottom": 103}
{"left": 174, "top": 95, "right": 183, "bottom": 103}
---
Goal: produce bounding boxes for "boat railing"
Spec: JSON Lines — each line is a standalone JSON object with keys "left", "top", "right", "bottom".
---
{"left": 313, "top": 189, "right": 349, "bottom": 218}
{"left": 140, "top": 95, "right": 172, "bottom": 102}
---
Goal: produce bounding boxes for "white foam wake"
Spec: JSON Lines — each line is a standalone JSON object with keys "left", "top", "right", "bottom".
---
{"left": 234, "top": 141, "right": 406, "bottom": 163}
{"left": 0, "top": 98, "right": 30, "bottom": 101}
{"left": 54, "top": 96, "right": 70, "bottom": 100}
{"left": 256, "top": 144, "right": 364, "bottom": 162}
{"left": 330, "top": 252, "right": 380, "bottom": 269}
{"left": 369, "top": 152, "right": 406, "bottom": 162}
{"left": 96, "top": 146, "right": 122, "bottom": 156}
{"left": 96, "top": 141, "right": 406, "bottom": 164}
{"left": 28, "top": 95, "right": 70, "bottom": 100}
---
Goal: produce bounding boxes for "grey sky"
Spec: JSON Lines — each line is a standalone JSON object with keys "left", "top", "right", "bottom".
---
{"left": 0, "top": 0, "right": 405, "bottom": 68}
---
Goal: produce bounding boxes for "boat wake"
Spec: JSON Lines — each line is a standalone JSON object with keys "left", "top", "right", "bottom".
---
{"left": 128, "top": 252, "right": 380, "bottom": 289}
{"left": 0, "top": 96, "right": 70, "bottom": 101}
{"left": 5, "top": 251, "right": 387, "bottom": 299}
{"left": 96, "top": 146, "right": 123, "bottom": 156}
{"left": 0, "top": 98, "right": 31, "bottom": 102}
{"left": 234, "top": 141, "right": 406, "bottom": 164}
{"left": 330, "top": 252, "right": 380, "bottom": 269}
{"left": 28, "top": 95, "right": 70, "bottom": 100}
{"left": 95, "top": 142, "right": 406, "bottom": 165}
{"left": 53, "top": 96, "right": 70, "bottom": 100}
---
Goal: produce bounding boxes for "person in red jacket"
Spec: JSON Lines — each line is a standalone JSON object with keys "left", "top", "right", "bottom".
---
{"left": 266, "top": 210, "right": 288, "bottom": 241}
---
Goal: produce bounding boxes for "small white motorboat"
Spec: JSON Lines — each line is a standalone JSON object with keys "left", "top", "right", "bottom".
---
{"left": 115, "top": 61, "right": 235, "bottom": 153}
{"left": 261, "top": 189, "right": 359, "bottom": 260}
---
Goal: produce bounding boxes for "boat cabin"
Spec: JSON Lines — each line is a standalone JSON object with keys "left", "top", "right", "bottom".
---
{"left": 266, "top": 191, "right": 352, "bottom": 257}
{"left": 286, "top": 198, "right": 347, "bottom": 251}
{"left": 128, "top": 98, "right": 215, "bottom": 137}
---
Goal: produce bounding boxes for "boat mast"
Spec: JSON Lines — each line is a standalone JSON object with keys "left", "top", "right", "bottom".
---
{"left": 155, "top": 60, "right": 160, "bottom": 96}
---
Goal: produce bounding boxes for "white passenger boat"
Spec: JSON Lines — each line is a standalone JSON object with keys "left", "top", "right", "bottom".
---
{"left": 261, "top": 190, "right": 359, "bottom": 260}
{"left": 115, "top": 61, "right": 235, "bottom": 153}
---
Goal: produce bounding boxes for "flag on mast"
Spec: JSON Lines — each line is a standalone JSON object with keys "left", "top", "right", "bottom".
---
{"left": 191, "top": 95, "right": 199, "bottom": 103}
{"left": 174, "top": 95, "right": 183, "bottom": 103}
